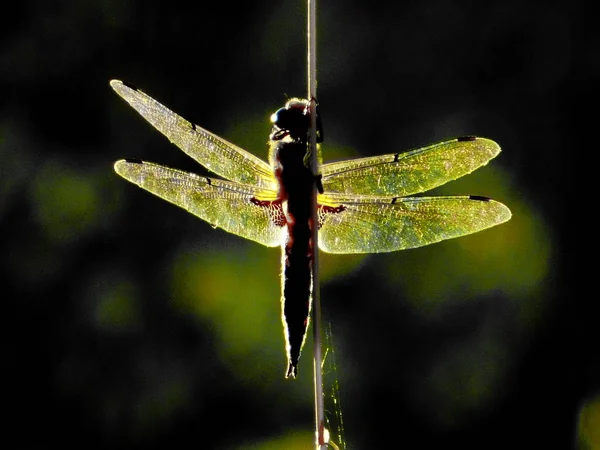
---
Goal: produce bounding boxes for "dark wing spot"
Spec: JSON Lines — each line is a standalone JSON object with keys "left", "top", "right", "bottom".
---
{"left": 319, "top": 204, "right": 345, "bottom": 214}
{"left": 469, "top": 195, "right": 491, "bottom": 201}
{"left": 317, "top": 204, "right": 346, "bottom": 229}
{"left": 393, "top": 153, "right": 400, "bottom": 163}
{"left": 391, "top": 197, "right": 398, "bottom": 204}
{"left": 251, "top": 198, "right": 286, "bottom": 227}
{"left": 251, "top": 197, "right": 271, "bottom": 207}
{"left": 457, "top": 136, "right": 477, "bottom": 142}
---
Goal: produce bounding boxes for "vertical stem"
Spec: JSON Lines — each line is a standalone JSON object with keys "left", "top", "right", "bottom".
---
{"left": 307, "top": 0, "right": 326, "bottom": 449}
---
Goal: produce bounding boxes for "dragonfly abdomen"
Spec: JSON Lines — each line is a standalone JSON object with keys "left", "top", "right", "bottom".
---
{"left": 281, "top": 232, "right": 313, "bottom": 379}
{"left": 272, "top": 136, "right": 318, "bottom": 379}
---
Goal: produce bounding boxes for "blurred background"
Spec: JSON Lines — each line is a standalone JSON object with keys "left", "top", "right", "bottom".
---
{"left": 0, "top": 0, "right": 591, "bottom": 448}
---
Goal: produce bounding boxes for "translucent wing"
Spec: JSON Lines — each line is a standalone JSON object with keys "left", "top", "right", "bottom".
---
{"left": 321, "top": 137, "right": 500, "bottom": 196}
{"left": 114, "top": 159, "right": 283, "bottom": 247}
{"left": 110, "top": 80, "right": 276, "bottom": 190}
{"left": 317, "top": 193, "right": 511, "bottom": 254}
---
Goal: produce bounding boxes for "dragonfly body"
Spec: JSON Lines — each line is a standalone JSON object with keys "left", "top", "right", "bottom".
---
{"left": 110, "top": 80, "right": 511, "bottom": 378}
{"left": 273, "top": 134, "right": 315, "bottom": 379}
{"left": 268, "top": 99, "right": 323, "bottom": 378}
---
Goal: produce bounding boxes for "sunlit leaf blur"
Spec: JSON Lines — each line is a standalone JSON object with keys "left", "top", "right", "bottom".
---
{"left": 1, "top": 1, "right": 584, "bottom": 449}
{"left": 577, "top": 394, "right": 600, "bottom": 450}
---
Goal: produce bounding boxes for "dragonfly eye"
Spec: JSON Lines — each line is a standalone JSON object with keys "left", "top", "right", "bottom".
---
{"left": 270, "top": 99, "right": 323, "bottom": 143}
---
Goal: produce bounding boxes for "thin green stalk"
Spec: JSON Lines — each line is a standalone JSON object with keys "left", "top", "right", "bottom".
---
{"left": 307, "top": 0, "right": 326, "bottom": 449}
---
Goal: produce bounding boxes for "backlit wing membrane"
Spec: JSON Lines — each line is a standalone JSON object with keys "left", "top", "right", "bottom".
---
{"left": 317, "top": 193, "right": 511, "bottom": 254}
{"left": 114, "top": 159, "right": 283, "bottom": 247}
{"left": 112, "top": 81, "right": 511, "bottom": 253}
{"left": 110, "top": 80, "right": 276, "bottom": 190}
{"left": 320, "top": 137, "right": 500, "bottom": 196}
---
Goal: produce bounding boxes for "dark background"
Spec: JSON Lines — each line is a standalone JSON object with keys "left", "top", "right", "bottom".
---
{"left": 0, "top": 0, "right": 591, "bottom": 449}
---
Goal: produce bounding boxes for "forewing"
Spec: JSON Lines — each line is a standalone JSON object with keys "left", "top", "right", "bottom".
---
{"left": 115, "top": 159, "right": 283, "bottom": 247}
{"left": 317, "top": 193, "right": 511, "bottom": 254}
{"left": 110, "top": 80, "right": 276, "bottom": 189}
{"left": 321, "top": 137, "right": 500, "bottom": 196}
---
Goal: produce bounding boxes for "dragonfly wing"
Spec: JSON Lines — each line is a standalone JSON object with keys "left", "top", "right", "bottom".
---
{"left": 317, "top": 193, "right": 511, "bottom": 254}
{"left": 321, "top": 137, "right": 500, "bottom": 196}
{"left": 115, "top": 159, "right": 284, "bottom": 247}
{"left": 110, "top": 80, "right": 276, "bottom": 190}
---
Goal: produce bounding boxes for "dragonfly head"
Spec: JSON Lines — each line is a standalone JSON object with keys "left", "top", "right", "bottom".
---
{"left": 270, "top": 98, "right": 323, "bottom": 143}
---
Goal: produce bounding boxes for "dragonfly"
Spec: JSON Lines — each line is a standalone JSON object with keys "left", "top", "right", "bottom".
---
{"left": 110, "top": 79, "right": 511, "bottom": 379}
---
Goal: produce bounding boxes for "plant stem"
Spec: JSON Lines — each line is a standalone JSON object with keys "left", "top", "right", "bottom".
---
{"left": 307, "top": 0, "right": 326, "bottom": 449}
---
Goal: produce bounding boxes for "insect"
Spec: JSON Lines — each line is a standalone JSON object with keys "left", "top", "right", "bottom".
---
{"left": 110, "top": 80, "right": 511, "bottom": 378}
